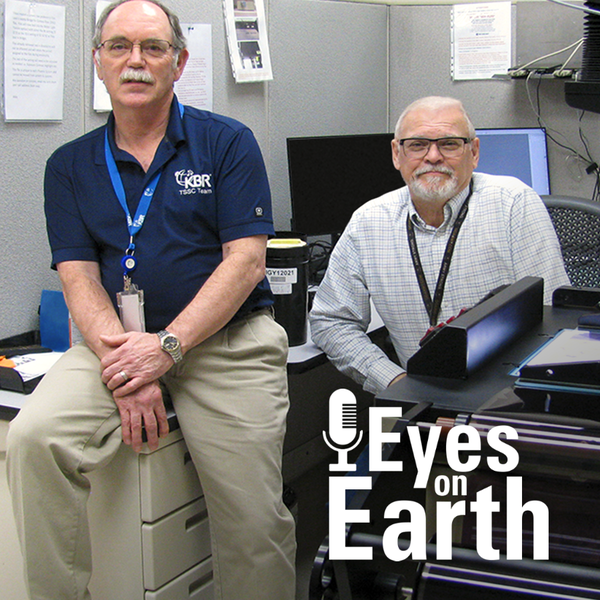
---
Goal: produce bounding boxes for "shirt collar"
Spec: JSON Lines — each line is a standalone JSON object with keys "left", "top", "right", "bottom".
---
{"left": 101, "top": 95, "right": 186, "bottom": 166}
{"left": 165, "top": 95, "right": 186, "bottom": 147}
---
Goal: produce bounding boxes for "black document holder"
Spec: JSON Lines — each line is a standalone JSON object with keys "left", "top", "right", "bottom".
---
{"left": 407, "top": 276, "right": 544, "bottom": 379}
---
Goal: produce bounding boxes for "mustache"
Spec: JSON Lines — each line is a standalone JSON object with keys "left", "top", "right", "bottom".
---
{"left": 413, "top": 165, "right": 455, "bottom": 178}
{"left": 119, "top": 69, "right": 155, "bottom": 84}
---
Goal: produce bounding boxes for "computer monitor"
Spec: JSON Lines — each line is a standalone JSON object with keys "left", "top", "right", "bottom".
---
{"left": 475, "top": 127, "right": 551, "bottom": 196}
{"left": 286, "top": 133, "right": 405, "bottom": 236}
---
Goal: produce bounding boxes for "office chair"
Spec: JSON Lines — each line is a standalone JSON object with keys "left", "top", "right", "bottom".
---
{"left": 541, "top": 195, "right": 600, "bottom": 288}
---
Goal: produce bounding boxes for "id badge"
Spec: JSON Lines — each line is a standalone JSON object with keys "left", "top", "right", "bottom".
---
{"left": 117, "top": 283, "right": 146, "bottom": 332}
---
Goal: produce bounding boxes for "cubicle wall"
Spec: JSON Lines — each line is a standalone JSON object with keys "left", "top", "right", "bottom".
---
{"left": 389, "top": 1, "right": 589, "bottom": 198}
{"left": 0, "top": 0, "right": 596, "bottom": 339}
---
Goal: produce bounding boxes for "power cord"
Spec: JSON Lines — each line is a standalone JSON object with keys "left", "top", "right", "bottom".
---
{"left": 508, "top": 38, "right": 583, "bottom": 78}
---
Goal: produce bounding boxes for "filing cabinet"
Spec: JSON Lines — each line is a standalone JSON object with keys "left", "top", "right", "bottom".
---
{"left": 88, "top": 429, "right": 214, "bottom": 599}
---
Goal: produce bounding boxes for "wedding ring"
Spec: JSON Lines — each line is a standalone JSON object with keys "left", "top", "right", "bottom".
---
{"left": 119, "top": 371, "right": 129, "bottom": 384}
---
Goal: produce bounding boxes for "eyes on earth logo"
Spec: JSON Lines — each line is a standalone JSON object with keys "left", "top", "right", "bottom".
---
{"left": 324, "top": 389, "right": 550, "bottom": 563}
{"left": 175, "top": 169, "right": 212, "bottom": 195}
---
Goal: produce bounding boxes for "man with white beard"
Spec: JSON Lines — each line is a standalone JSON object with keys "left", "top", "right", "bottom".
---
{"left": 309, "top": 96, "right": 569, "bottom": 395}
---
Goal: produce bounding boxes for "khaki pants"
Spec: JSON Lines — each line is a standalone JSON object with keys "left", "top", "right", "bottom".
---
{"left": 7, "top": 311, "right": 296, "bottom": 600}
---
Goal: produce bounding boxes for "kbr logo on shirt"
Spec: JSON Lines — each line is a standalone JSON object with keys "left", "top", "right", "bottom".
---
{"left": 175, "top": 169, "right": 213, "bottom": 195}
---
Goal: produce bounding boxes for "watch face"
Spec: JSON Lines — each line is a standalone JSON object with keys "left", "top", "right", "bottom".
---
{"left": 163, "top": 335, "right": 179, "bottom": 351}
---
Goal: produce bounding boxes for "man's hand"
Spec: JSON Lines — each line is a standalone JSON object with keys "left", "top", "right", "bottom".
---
{"left": 100, "top": 331, "right": 175, "bottom": 397}
{"left": 114, "top": 380, "right": 169, "bottom": 452}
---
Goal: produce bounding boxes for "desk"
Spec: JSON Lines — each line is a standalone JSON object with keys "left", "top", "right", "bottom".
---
{"left": 287, "top": 304, "right": 385, "bottom": 373}
{"left": 0, "top": 388, "right": 28, "bottom": 419}
{"left": 376, "top": 305, "right": 588, "bottom": 417}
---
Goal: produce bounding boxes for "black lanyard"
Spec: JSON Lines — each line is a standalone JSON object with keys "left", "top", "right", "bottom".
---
{"left": 407, "top": 182, "right": 473, "bottom": 327}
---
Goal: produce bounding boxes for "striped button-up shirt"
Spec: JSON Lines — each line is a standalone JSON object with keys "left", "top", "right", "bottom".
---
{"left": 309, "top": 172, "right": 570, "bottom": 394}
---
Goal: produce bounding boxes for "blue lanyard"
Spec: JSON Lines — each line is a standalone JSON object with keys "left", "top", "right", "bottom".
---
{"left": 104, "top": 134, "right": 160, "bottom": 253}
{"left": 104, "top": 101, "right": 184, "bottom": 272}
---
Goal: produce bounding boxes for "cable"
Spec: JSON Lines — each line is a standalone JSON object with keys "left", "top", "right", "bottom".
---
{"left": 525, "top": 71, "right": 570, "bottom": 152}
{"left": 547, "top": 0, "right": 600, "bottom": 17}
{"left": 512, "top": 38, "right": 584, "bottom": 73}
{"left": 577, "top": 112, "right": 600, "bottom": 200}
{"left": 307, "top": 239, "right": 333, "bottom": 285}
{"left": 524, "top": 71, "right": 600, "bottom": 200}
{"left": 558, "top": 38, "right": 584, "bottom": 75}
{"left": 520, "top": 3, "right": 600, "bottom": 200}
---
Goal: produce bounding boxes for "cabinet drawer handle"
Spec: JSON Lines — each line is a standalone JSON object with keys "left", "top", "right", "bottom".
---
{"left": 189, "top": 571, "right": 212, "bottom": 595}
{"left": 185, "top": 509, "right": 208, "bottom": 532}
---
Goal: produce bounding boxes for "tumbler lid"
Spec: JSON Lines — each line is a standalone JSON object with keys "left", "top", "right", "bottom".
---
{"left": 267, "top": 238, "right": 308, "bottom": 258}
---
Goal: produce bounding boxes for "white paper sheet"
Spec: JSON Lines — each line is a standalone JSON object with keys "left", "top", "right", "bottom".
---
{"left": 4, "top": 0, "right": 65, "bottom": 121}
{"left": 223, "top": 0, "right": 273, "bottom": 83}
{"left": 93, "top": 0, "right": 112, "bottom": 112}
{"left": 10, "top": 352, "right": 63, "bottom": 383}
{"left": 452, "top": 2, "right": 511, "bottom": 81}
{"left": 174, "top": 24, "right": 213, "bottom": 111}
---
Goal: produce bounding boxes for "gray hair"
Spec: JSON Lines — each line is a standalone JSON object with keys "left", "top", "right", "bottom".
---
{"left": 92, "top": 0, "right": 187, "bottom": 51}
{"left": 394, "top": 96, "right": 476, "bottom": 140}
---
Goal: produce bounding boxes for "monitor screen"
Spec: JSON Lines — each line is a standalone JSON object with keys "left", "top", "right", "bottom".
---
{"left": 475, "top": 127, "right": 551, "bottom": 196}
{"left": 287, "top": 133, "right": 405, "bottom": 236}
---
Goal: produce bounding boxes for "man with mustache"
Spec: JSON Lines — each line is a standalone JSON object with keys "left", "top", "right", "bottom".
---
{"left": 309, "top": 96, "right": 570, "bottom": 394}
{"left": 6, "top": 1, "right": 296, "bottom": 599}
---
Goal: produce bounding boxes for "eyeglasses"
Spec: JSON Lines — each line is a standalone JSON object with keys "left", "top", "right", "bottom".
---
{"left": 96, "top": 38, "right": 176, "bottom": 59}
{"left": 398, "top": 137, "right": 472, "bottom": 159}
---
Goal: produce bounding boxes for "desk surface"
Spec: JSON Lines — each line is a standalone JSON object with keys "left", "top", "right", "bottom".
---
{"left": 0, "top": 389, "right": 25, "bottom": 418}
{"left": 376, "top": 306, "right": 589, "bottom": 417}
{"left": 287, "top": 308, "right": 384, "bottom": 372}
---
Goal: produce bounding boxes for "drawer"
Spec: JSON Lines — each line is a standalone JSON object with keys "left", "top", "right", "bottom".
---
{"left": 142, "top": 497, "right": 212, "bottom": 591}
{"left": 145, "top": 556, "right": 213, "bottom": 600}
{"left": 140, "top": 438, "right": 203, "bottom": 522}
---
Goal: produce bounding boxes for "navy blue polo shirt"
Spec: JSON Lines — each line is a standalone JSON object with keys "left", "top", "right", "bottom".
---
{"left": 44, "top": 97, "right": 275, "bottom": 332}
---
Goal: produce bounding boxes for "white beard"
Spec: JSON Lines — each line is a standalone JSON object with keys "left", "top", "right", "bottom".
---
{"left": 408, "top": 166, "right": 460, "bottom": 203}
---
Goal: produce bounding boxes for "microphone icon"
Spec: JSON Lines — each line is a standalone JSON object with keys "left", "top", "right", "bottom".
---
{"left": 323, "top": 389, "right": 363, "bottom": 472}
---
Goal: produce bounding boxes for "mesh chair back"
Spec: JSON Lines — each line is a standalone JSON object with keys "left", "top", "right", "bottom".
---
{"left": 542, "top": 195, "right": 600, "bottom": 289}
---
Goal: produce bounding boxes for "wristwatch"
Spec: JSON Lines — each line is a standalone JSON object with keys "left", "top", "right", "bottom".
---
{"left": 157, "top": 330, "right": 183, "bottom": 364}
